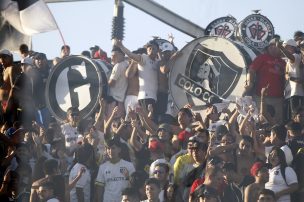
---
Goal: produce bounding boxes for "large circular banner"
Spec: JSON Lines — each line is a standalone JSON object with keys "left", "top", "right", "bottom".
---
{"left": 46, "top": 56, "right": 109, "bottom": 121}
{"left": 204, "top": 16, "right": 238, "bottom": 40}
{"left": 169, "top": 36, "right": 257, "bottom": 111}
{"left": 236, "top": 13, "right": 274, "bottom": 50}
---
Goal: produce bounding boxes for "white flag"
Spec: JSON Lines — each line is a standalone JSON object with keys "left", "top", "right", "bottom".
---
{"left": 0, "top": 0, "right": 57, "bottom": 35}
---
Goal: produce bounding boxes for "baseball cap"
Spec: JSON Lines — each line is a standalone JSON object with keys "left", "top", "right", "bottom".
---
{"left": 157, "top": 123, "right": 171, "bottom": 133}
{"left": 250, "top": 162, "right": 267, "bottom": 176}
{"left": 21, "top": 57, "right": 33, "bottom": 65}
{"left": 283, "top": 39, "right": 297, "bottom": 47}
{"left": 90, "top": 45, "right": 100, "bottom": 51}
{"left": 149, "top": 139, "right": 164, "bottom": 152}
{"left": 0, "top": 49, "right": 12, "bottom": 57}
{"left": 160, "top": 42, "right": 174, "bottom": 52}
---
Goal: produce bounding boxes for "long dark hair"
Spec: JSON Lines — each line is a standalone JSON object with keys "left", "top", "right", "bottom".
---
{"left": 268, "top": 146, "right": 288, "bottom": 183}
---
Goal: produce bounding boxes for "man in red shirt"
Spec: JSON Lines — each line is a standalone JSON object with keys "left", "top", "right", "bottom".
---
{"left": 244, "top": 39, "right": 286, "bottom": 124}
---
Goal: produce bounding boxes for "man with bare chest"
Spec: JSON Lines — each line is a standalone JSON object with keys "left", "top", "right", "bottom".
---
{"left": 244, "top": 162, "right": 269, "bottom": 202}
{"left": 236, "top": 136, "right": 256, "bottom": 186}
{"left": 0, "top": 50, "right": 21, "bottom": 123}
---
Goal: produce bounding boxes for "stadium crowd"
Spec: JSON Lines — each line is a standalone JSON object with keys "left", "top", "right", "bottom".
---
{"left": 0, "top": 31, "right": 304, "bottom": 202}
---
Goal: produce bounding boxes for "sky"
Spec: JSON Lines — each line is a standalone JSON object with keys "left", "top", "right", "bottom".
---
{"left": 31, "top": 0, "right": 304, "bottom": 59}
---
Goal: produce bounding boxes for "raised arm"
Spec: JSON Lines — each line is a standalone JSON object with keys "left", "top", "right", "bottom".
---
{"left": 114, "top": 39, "right": 142, "bottom": 63}
{"left": 125, "top": 60, "right": 138, "bottom": 78}
{"left": 277, "top": 41, "right": 295, "bottom": 63}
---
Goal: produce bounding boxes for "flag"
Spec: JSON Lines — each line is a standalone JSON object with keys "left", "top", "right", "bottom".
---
{"left": 0, "top": 15, "right": 31, "bottom": 51}
{"left": 0, "top": 0, "right": 57, "bottom": 35}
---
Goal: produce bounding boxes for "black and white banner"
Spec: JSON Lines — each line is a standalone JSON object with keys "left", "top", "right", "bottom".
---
{"left": 0, "top": 0, "right": 57, "bottom": 35}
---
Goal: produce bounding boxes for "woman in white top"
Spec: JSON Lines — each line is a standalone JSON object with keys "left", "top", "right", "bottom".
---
{"left": 265, "top": 147, "right": 298, "bottom": 202}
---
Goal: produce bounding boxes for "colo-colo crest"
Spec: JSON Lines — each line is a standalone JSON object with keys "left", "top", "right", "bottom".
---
{"left": 169, "top": 36, "right": 257, "bottom": 111}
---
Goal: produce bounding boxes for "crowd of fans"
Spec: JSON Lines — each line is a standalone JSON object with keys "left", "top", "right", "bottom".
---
{"left": 0, "top": 31, "right": 303, "bottom": 202}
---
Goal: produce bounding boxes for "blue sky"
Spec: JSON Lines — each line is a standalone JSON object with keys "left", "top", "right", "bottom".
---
{"left": 32, "top": 0, "right": 303, "bottom": 59}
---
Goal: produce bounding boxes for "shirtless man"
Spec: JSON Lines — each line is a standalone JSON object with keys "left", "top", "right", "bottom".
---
{"left": 244, "top": 162, "right": 269, "bottom": 202}
{"left": 236, "top": 136, "right": 256, "bottom": 186}
{"left": 0, "top": 50, "right": 21, "bottom": 110}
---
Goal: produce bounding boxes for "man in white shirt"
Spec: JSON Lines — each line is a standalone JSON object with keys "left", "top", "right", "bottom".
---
{"left": 61, "top": 107, "right": 82, "bottom": 156}
{"left": 106, "top": 46, "right": 129, "bottom": 120}
{"left": 95, "top": 137, "right": 135, "bottom": 202}
{"left": 114, "top": 39, "right": 163, "bottom": 121}
{"left": 69, "top": 143, "right": 94, "bottom": 202}
{"left": 278, "top": 39, "right": 304, "bottom": 120}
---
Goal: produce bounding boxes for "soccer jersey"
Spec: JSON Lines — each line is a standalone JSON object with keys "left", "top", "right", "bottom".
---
{"left": 61, "top": 123, "right": 81, "bottom": 151}
{"left": 69, "top": 163, "right": 91, "bottom": 202}
{"left": 95, "top": 159, "right": 135, "bottom": 202}
{"left": 265, "top": 165, "right": 298, "bottom": 202}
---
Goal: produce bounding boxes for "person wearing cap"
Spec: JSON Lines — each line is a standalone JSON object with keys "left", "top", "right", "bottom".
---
{"left": 244, "top": 162, "right": 269, "bottom": 202}
{"left": 114, "top": 39, "right": 166, "bottom": 119}
{"left": 156, "top": 41, "right": 176, "bottom": 119}
{"left": 156, "top": 123, "right": 173, "bottom": 159}
{"left": 90, "top": 45, "right": 110, "bottom": 63}
{"left": 245, "top": 38, "right": 286, "bottom": 124}
{"left": 95, "top": 136, "right": 135, "bottom": 202}
{"left": 12, "top": 57, "right": 45, "bottom": 128}
{"left": 105, "top": 46, "right": 129, "bottom": 120}
{"left": 277, "top": 39, "right": 304, "bottom": 120}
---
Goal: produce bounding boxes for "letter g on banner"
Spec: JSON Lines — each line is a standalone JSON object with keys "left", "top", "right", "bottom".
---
{"left": 45, "top": 55, "right": 109, "bottom": 121}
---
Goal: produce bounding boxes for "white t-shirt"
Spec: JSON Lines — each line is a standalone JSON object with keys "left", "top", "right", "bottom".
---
{"left": 109, "top": 60, "right": 129, "bottom": 102}
{"left": 69, "top": 163, "right": 91, "bottom": 202}
{"left": 137, "top": 54, "right": 160, "bottom": 100}
{"left": 61, "top": 123, "right": 81, "bottom": 151}
{"left": 285, "top": 53, "right": 304, "bottom": 98}
{"left": 95, "top": 159, "right": 135, "bottom": 202}
{"left": 265, "top": 165, "right": 298, "bottom": 202}
{"left": 265, "top": 145, "right": 293, "bottom": 166}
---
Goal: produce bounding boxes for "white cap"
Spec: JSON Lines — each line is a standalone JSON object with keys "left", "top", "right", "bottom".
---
{"left": 283, "top": 39, "right": 297, "bottom": 47}
{"left": 160, "top": 42, "right": 174, "bottom": 52}
{"left": 21, "top": 57, "right": 33, "bottom": 65}
{"left": 0, "top": 49, "right": 12, "bottom": 57}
